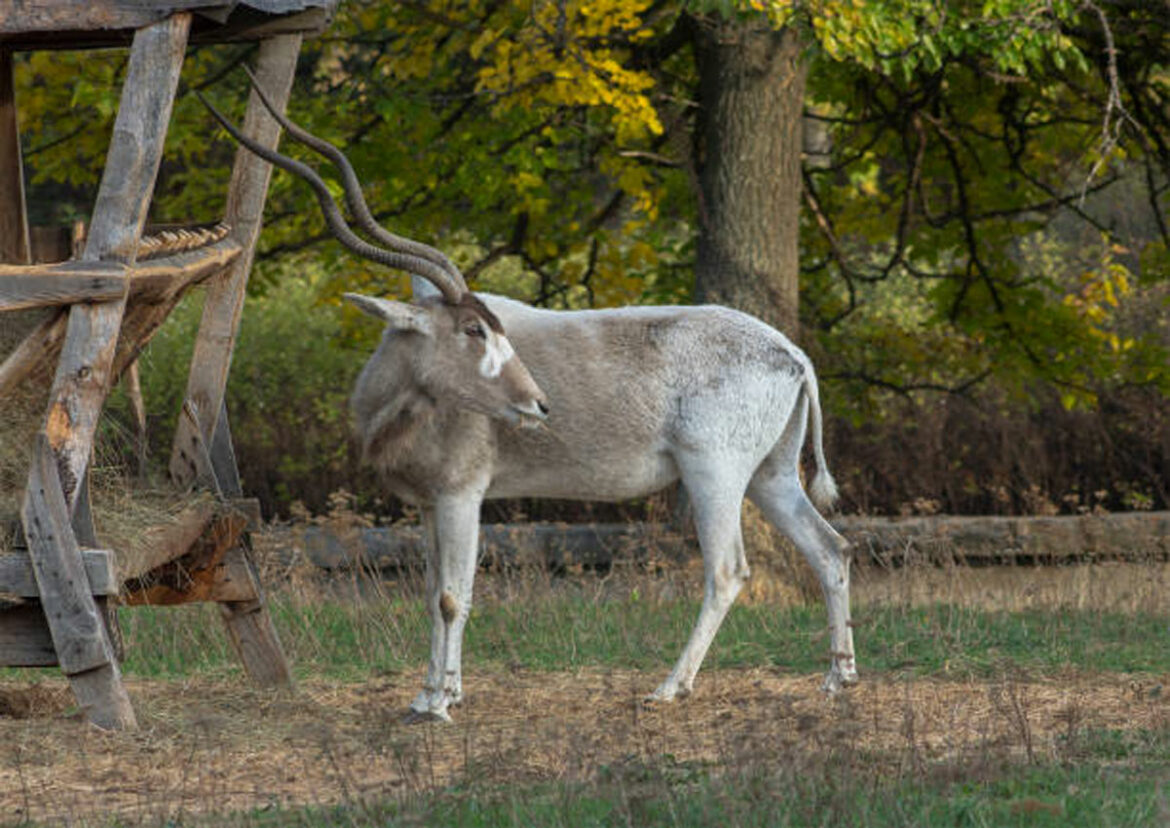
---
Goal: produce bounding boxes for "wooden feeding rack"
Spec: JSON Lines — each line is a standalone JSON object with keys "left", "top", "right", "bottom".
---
{"left": 0, "top": 1, "right": 340, "bottom": 730}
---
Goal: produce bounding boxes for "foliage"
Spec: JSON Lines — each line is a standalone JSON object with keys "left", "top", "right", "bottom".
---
{"left": 795, "top": 1, "right": 1170, "bottom": 410}
{"left": 12, "top": 0, "right": 1170, "bottom": 515}
{"left": 17, "top": 1, "right": 1167, "bottom": 372}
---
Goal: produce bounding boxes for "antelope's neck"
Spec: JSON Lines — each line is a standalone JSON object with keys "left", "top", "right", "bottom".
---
{"left": 361, "top": 394, "right": 495, "bottom": 504}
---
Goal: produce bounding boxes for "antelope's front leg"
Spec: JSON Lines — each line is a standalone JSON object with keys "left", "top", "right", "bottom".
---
{"left": 408, "top": 493, "right": 483, "bottom": 722}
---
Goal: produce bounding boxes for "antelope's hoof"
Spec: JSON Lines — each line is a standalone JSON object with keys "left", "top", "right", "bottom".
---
{"left": 402, "top": 707, "right": 452, "bottom": 725}
{"left": 644, "top": 682, "right": 690, "bottom": 708}
{"left": 821, "top": 668, "right": 860, "bottom": 696}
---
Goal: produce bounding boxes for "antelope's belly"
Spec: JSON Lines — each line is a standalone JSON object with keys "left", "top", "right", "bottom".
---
{"left": 486, "top": 449, "right": 679, "bottom": 502}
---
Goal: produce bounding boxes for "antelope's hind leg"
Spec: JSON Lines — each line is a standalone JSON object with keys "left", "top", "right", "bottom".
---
{"left": 748, "top": 468, "right": 858, "bottom": 693}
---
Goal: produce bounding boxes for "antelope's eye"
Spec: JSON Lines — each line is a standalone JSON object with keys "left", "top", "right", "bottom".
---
{"left": 464, "top": 321, "right": 486, "bottom": 339}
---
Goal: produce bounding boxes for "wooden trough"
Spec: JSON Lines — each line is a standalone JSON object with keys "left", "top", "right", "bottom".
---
{"left": 0, "top": 1, "right": 340, "bottom": 730}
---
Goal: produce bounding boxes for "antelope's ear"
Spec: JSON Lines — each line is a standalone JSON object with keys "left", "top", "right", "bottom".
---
{"left": 343, "top": 293, "right": 434, "bottom": 335}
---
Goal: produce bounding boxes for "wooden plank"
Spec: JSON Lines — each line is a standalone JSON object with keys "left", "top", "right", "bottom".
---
{"left": 207, "top": 549, "right": 260, "bottom": 602}
{"left": 169, "top": 32, "right": 302, "bottom": 488}
{"left": 21, "top": 434, "right": 134, "bottom": 727}
{"left": 121, "top": 508, "right": 249, "bottom": 606}
{"left": 0, "top": 2, "right": 169, "bottom": 37}
{"left": 128, "top": 236, "right": 241, "bottom": 299}
{"left": 0, "top": 600, "right": 120, "bottom": 668}
{"left": 71, "top": 469, "right": 98, "bottom": 548}
{"left": 0, "top": 603, "right": 57, "bottom": 667}
{"left": 210, "top": 401, "right": 244, "bottom": 497}
{"left": 114, "top": 498, "right": 219, "bottom": 582}
{"left": 0, "top": 49, "right": 29, "bottom": 265}
{"left": 0, "top": 549, "right": 117, "bottom": 598}
{"left": 111, "top": 239, "right": 242, "bottom": 381}
{"left": 22, "top": 436, "right": 110, "bottom": 674}
{"left": 171, "top": 399, "right": 222, "bottom": 494}
{"left": 0, "top": 240, "right": 242, "bottom": 394}
{"left": 0, "top": 2, "right": 336, "bottom": 48}
{"left": 166, "top": 34, "right": 301, "bottom": 690}
{"left": 0, "top": 266, "right": 127, "bottom": 311}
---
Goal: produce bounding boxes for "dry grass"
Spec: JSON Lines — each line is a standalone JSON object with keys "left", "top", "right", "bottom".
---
{"left": 853, "top": 559, "right": 1170, "bottom": 615}
{"left": 0, "top": 666, "right": 1165, "bottom": 825}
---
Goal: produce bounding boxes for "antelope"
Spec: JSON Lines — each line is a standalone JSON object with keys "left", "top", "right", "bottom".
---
{"left": 204, "top": 84, "right": 858, "bottom": 722}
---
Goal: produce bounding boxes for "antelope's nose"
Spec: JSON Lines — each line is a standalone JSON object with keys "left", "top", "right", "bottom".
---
{"left": 537, "top": 399, "right": 550, "bottom": 417}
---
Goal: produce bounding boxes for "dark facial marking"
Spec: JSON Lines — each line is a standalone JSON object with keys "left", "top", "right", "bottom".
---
{"left": 454, "top": 292, "right": 505, "bottom": 334}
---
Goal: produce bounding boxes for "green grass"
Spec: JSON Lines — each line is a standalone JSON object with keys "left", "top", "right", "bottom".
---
{"left": 110, "top": 590, "right": 1170, "bottom": 682}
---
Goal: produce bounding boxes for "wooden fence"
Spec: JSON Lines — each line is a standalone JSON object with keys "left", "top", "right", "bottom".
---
{"left": 262, "top": 511, "right": 1170, "bottom": 574}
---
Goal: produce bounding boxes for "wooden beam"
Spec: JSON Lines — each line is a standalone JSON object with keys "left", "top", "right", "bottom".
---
{"left": 0, "top": 598, "right": 123, "bottom": 668}
{"left": 171, "top": 398, "right": 222, "bottom": 495}
{"left": 0, "top": 548, "right": 117, "bottom": 598}
{"left": 0, "top": 262, "right": 127, "bottom": 310}
{"left": 121, "top": 509, "right": 250, "bottom": 606}
{"left": 0, "top": 603, "right": 58, "bottom": 667}
{"left": 210, "top": 400, "right": 244, "bottom": 497}
{"left": 218, "top": 551, "right": 293, "bottom": 688}
{"left": 39, "top": 12, "right": 190, "bottom": 512}
{"left": 0, "top": 2, "right": 336, "bottom": 50}
{"left": 111, "top": 239, "right": 243, "bottom": 382}
{"left": 0, "top": 237, "right": 240, "bottom": 312}
{"left": 169, "top": 32, "right": 302, "bottom": 488}
{"left": 0, "top": 48, "right": 29, "bottom": 265}
{"left": 163, "top": 35, "right": 301, "bottom": 690}
{"left": 131, "top": 236, "right": 241, "bottom": 297}
{"left": 115, "top": 498, "right": 220, "bottom": 582}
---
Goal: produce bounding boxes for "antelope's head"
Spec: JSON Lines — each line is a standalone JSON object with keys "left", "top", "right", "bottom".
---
{"left": 343, "top": 291, "right": 549, "bottom": 426}
{"left": 201, "top": 76, "right": 549, "bottom": 428}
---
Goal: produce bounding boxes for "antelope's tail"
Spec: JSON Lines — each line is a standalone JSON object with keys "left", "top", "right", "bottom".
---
{"left": 802, "top": 366, "right": 839, "bottom": 512}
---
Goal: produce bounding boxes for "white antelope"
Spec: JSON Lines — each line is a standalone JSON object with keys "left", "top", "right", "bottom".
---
{"left": 206, "top": 85, "right": 858, "bottom": 722}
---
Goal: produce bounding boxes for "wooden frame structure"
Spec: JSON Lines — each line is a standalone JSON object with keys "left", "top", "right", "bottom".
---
{"left": 0, "top": 1, "right": 339, "bottom": 729}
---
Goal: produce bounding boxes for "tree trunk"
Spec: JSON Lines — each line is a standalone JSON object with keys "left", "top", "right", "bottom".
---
{"left": 691, "top": 17, "right": 807, "bottom": 339}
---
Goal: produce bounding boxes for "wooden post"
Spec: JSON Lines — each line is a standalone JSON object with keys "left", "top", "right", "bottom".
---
{"left": 168, "top": 34, "right": 301, "bottom": 690}
{"left": 20, "top": 13, "right": 192, "bottom": 731}
{"left": 169, "top": 33, "right": 302, "bottom": 485}
{"left": 0, "top": 48, "right": 30, "bottom": 265}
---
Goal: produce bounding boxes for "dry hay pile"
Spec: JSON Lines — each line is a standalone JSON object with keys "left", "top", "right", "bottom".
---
{"left": 0, "top": 349, "right": 206, "bottom": 581}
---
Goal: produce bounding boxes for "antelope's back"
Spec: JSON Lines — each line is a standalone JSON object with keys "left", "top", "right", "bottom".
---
{"left": 480, "top": 296, "right": 810, "bottom": 502}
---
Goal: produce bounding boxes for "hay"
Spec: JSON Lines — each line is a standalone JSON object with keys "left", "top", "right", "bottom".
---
{"left": 0, "top": 358, "right": 207, "bottom": 575}
{"left": 741, "top": 500, "right": 822, "bottom": 605}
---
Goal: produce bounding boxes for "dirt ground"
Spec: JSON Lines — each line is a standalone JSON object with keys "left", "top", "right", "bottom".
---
{"left": 1, "top": 666, "right": 1166, "bottom": 825}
